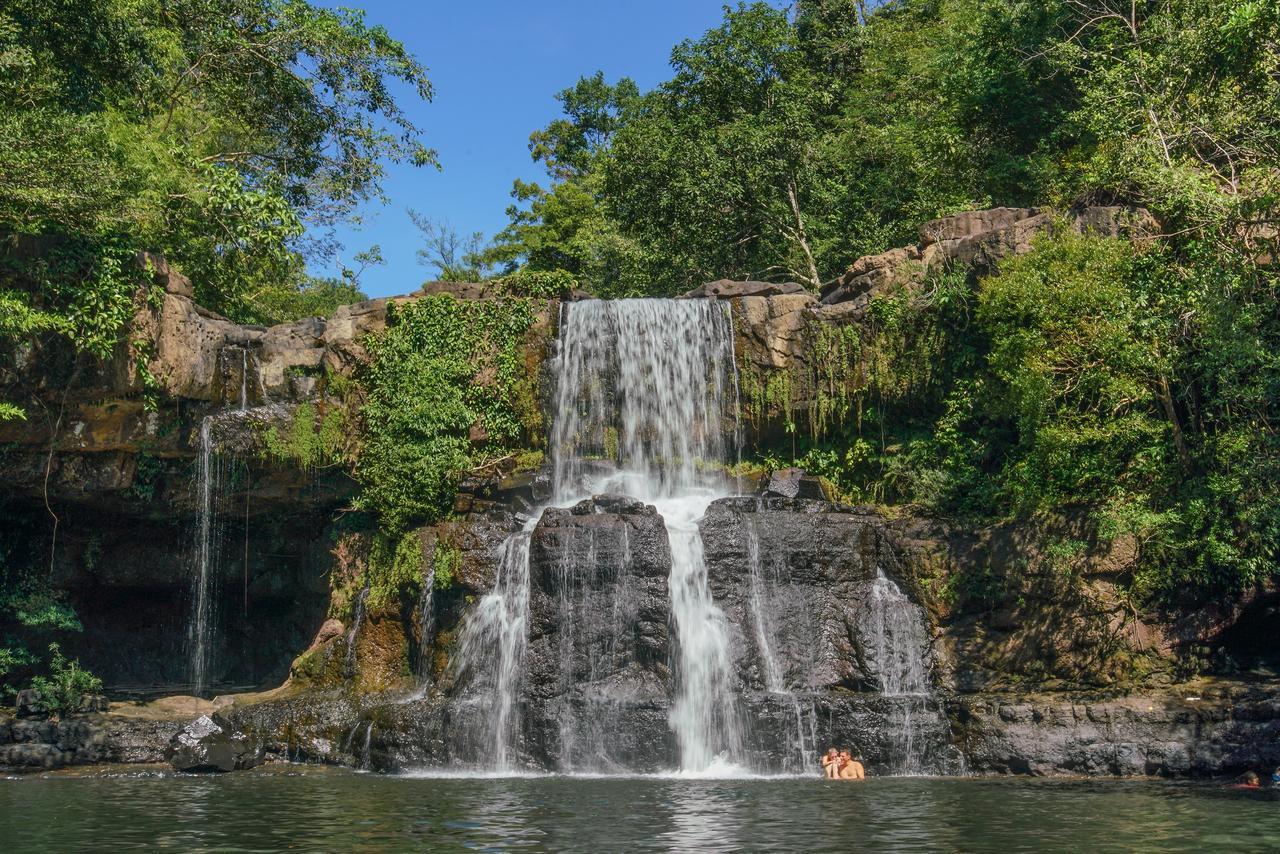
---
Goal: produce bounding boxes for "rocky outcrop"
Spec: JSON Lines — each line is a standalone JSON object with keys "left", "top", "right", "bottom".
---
{"left": 818, "top": 205, "right": 1157, "bottom": 312}
{"left": 733, "top": 206, "right": 1155, "bottom": 364}
{"left": 680, "top": 279, "right": 809, "bottom": 299}
{"left": 953, "top": 684, "right": 1280, "bottom": 777}
{"left": 0, "top": 712, "right": 183, "bottom": 770}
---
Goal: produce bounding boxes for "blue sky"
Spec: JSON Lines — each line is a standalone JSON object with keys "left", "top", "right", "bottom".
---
{"left": 315, "top": 1, "right": 782, "bottom": 298}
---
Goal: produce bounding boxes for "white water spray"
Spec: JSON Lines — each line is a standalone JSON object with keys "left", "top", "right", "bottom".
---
{"left": 186, "top": 416, "right": 218, "bottom": 695}
{"left": 457, "top": 299, "right": 742, "bottom": 772}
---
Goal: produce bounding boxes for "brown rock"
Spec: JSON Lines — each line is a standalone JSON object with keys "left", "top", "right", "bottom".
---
{"left": 681, "top": 279, "right": 809, "bottom": 299}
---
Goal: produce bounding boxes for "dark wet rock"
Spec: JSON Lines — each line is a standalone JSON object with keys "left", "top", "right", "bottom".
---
{"left": 0, "top": 713, "right": 179, "bottom": 770}
{"left": 951, "top": 687, "right": 1280, "bottom": 777}
{"left": 166, "top": 714, "right": 261, "bottom": 772}
{"left": 14, "top": 689, "right": 44, "bottom": 718}
{"left": 681, "top": 279, "right": 809, "bottom": 299}
{"left": 527, "top": 496, "right": 673, "bottom": 696}
{"left": 700, "top": 498, "right": 936, "bottom": 697}
{"left": 226, "top": 694, "right": 362, "bottom": 765}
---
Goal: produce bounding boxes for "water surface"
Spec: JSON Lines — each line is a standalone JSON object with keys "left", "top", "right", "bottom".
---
{"left": 3, "top": 766, "right": 1278, "bottom": 852}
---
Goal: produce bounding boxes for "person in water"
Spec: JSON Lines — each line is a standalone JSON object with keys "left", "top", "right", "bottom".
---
{"left": 1233, "top": 771, "right": 1261, "bottom": 789}
{"left": 837, "top": 750, "right": 865, "bottom": 780}
{"left": 1272, "top": 767, "right": 1280, "bottom": 787}
{"left": 821, "top": 748, "right": 840, "bottom": 779}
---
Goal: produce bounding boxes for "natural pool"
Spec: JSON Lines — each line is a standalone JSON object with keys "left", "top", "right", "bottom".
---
{"left": 2, "top": 766, "right": 1278, "bottom": 852}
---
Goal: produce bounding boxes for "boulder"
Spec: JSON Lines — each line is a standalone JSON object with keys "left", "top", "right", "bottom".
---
{"left": 166, "top": 714, "right": 261, "bottom": 772}
{"left": 763, "top": 468, "right": 834, "bottom": 501}
{"left": 14, "top": 689, "right": 44, "bottom": 719}
{"left": 918, "top": 207, "right": 1040, "bottom": 246}
{"left": 681, "top": 279, "right": 809, "bottom": 299}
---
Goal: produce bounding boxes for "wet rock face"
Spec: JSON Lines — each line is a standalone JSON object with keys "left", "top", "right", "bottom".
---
{"left": 528, "top": 495, "right": 673, "bottom": 691}
{"left": 167, "top": 714, "right": 261, "bottom": 772}
{"left": 951, "top": 688, "right": 1280, "bottom": 777}
{"left": 700, "top": 497, "right": 919, "bottom": 692}
{"left": 521, "top": 495, "right": 675, "bottom": 769}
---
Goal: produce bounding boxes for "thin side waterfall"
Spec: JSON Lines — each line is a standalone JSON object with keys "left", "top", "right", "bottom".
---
{"left": 744, "top": 510, "right": 816, "bottom": 773}
{"left": 456, "top": 530, "right": 532, "bottom": 771}
{"left": 344, "top": 586, "right": 369, "bottom": 678}
{"left": 186, "top": 348, "right": 253, "bottom": 696}
{"left": 455, "top": 299, "right": 741, "bottom": 773}
{"left": 239, "top": 348, "right": 247, "bottom": 410}
{"left": 869, "top": 569, "right": 930, "bottom": 697}
{"left": 186, "top": 417, "right": 219, "bottom": 695}
{"left": 744, "top": 514, "right": 784, "bottom": 693}
{"left": 415, "top": 578, "right": 436, "bottom": 685}
{"left": 868, "top": 568, "right": 933, "bottom": 773}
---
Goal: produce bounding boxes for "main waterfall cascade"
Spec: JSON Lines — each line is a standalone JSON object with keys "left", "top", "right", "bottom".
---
{"left": 443, "top": 298, "right": 953, "bottom": 775}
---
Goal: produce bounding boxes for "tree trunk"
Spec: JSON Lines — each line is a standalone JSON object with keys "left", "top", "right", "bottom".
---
{"left": 786, "top": 181, "right": 821, "bottom": 290}
{"left": 1158, "top": 373, "right": 1192, "bottom": 470}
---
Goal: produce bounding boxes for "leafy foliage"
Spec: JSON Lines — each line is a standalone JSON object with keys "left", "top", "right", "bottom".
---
{"left": 0, "top": 0, "right": 431, "bottom": 356}
{"left": 355, "top": 295, "right": 545, "bottom": 533}
{"left": 28, "top": 643, "right": 103, "bottom": 717}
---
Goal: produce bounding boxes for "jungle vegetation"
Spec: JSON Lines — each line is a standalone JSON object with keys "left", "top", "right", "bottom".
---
{"left": 0, "top": 0, "right": 1277, "bottom": 686}
{"left": 475, "top": 0, "right": 1280, "bottom": 605}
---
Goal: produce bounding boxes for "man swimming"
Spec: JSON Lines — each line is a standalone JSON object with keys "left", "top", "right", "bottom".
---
{"left": 837, "top": 750, "right": 865, "bottom": 780}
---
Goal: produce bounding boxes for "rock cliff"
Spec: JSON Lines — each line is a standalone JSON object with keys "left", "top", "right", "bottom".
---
{"left": 3, "top": 208, "right": 1276, "bottom": 780}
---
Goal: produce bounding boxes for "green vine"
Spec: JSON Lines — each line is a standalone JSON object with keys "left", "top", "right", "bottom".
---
{"left": 355, "top": 294, "right": 548, "bottom": 534}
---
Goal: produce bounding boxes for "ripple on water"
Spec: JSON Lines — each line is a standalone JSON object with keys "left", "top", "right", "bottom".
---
{"left": 3, "top": 769, "right": 1280, "bottom": 852}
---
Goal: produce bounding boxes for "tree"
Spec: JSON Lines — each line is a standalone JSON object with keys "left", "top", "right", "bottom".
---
{"left": 0, "top": 0, "right": 435, "bottom": 325}
{"left": 482, "top": 73, "right": 646, "bottom": 295}
{"left": 410, "top": 212, "right": 492, "bottom": 282}
{"left": 604, "top": 3, "right": 847, "bottom": 292}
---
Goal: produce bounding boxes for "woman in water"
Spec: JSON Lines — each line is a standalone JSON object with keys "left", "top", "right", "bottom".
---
{"left": 820, "top": 748, "right": 840, "bottom": 779}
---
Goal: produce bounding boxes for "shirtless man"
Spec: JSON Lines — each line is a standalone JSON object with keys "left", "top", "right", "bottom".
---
{"left": 838, "top": 750, "right": 865, "bottom": 780}
{"left": 820, "top": 748, "right": 840, "bottom": 779}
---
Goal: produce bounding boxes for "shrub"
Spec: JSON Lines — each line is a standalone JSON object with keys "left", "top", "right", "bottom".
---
{"left": 28, "top": 643, "right": 102, "bottom": 716}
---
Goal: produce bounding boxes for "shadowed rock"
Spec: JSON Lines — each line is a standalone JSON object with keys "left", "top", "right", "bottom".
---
{"left": 167, "top": 714, "right": 260, "bottom": 772}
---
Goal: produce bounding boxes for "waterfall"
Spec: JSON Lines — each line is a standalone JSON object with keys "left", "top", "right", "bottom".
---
{"left": 456, "top": 299, "right": 741, "bottom": 772}
{"left": 869, "top": 569, "right": 930, "bottom": 697}
{"left": 554, "top": 300, "right": 742, "bottom": 772}
{"left": 416, "top": 576, "right": 436, "bottom": 684}
{"left": 344, "top": 586, "right": 370, "bottom": 679}
{"left": 186, "top": 349, "right": 253, "bottom": 697}
{"left": 744, "top": 514, "right": 784, "bottom": 693}
{"left": 239, "top": 348, "right": 248, "bottom": 410}
{"left": 456, "top": 530, "right": 532, "bottom": 771}
{"left": 744, "top": 510, "right": 817, "bottom": 773}
{"left": 186, "top": 417, "right": 222, "bottom": 696}
{"left": 868, "top": 568, "right": 935, "bottom": 773}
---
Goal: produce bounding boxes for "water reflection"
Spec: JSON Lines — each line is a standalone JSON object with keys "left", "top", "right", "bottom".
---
{"left": 4, "top": 768, "right": 1280, "bottom": 852}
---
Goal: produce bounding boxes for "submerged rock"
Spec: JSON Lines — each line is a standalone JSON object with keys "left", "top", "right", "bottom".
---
{"left": 167, "top": 714, "right": 261, "bottom": 772}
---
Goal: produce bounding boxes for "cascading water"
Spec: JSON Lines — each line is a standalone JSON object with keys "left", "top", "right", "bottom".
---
{"left": 868, "top": 568, "right": 935, "bottom": 774}
{"left": 186, "top": 348, "right": 254, "bottom": 696}
{"left": 456, "top": 530, "right": 532, "bottom": 771}
{"left": 553, "top": 300, "right": 742, "bottom": 772}
{"left": 743, "top": 510, "right": 817, "bottom": 773}
{"left": 446, "top": 298, "right": 950, "bottom": 777}
{"left": 869, "top": 569, "right": 930, "bottom": 697}
{"left": 186, "top": 417, "right": 220, "bottom": 695}
{"left": 455, "top": 299, "right": 742, "bottom": 773}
